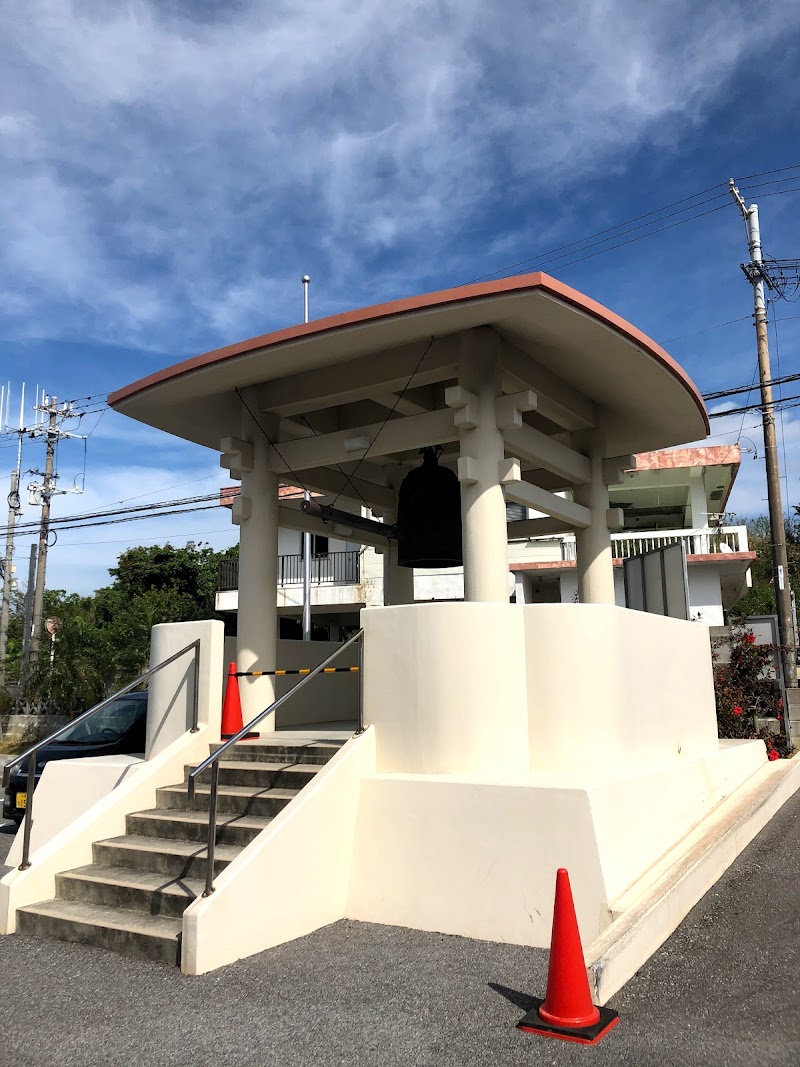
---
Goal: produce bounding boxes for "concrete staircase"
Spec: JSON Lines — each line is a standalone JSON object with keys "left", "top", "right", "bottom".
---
{"left": 16, "top": 740, "right": 343, "bottom": 965}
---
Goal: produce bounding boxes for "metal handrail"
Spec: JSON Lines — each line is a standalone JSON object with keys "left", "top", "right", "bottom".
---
{"left": 187, "top": 629, "right": 364, "bottom": 897}
{"left": 5, "top": 638, "right": 201, "bottom": 871}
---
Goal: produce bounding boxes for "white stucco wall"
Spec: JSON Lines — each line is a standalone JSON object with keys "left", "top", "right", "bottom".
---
{"left": 524, "top": 603, "right": 719, "bottom": 773}
{"left": 4, "top": 756, "right": 144, "bottom": 869}
{"left": 222, "top": 636, "right": 359, "bottom": 727}
{"left": 184, "top": 729, "right": 376, "bottom": 975}
{"left": 362, "top": 603, "right": 529, "bottom": 778}
{"left": 687, "top": 567, "right": 724, "bottom": 626}
{"left": 147, "top": 620, "right": 225, "bottom": 758}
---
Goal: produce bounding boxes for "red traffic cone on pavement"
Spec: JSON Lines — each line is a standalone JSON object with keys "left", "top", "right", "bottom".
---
{"left": 220, "top": 662, "right": 259, "bottom": 740}
{"left": 518, "top": 868, "right": 619, "bottom": 1045}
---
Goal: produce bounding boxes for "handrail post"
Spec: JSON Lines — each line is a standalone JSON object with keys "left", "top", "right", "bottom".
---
{"left": 188, "top": 626, "right": 364, "bottom": 895}
{"left": 355, "top": 633, "right": 365, "bottom": 735}
{"left": 5, "top": 637, "right": 203, "bottom": 870}
{"left": 203, "top": 761, "right": 219, "bottom": 897}
{"left": 190, "top": 639, "right": 200, "bottom": 733}
{"left": 18, "top": 750, "right": 36, "bottom": 870}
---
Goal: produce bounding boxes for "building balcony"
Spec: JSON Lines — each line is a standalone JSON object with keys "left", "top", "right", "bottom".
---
{"left": 557, "top": 525, "right": 749, "bottom": 561}
{"left": 218, "top": 551, "right": 361, "bottom": 593}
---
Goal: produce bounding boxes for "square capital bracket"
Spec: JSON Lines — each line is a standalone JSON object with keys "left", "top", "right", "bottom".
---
{"left": 231, "top": 496, "right": 252, "bottom": 525}
{"left": 606, "top": 507, "right": 625, "bottom": 530}
{"left": 220, "top": 436, "right": 254, "bottom": 475}
{"left": 495, "top": 390, "right": 538, "bottom": 431}
{"left": 457, "top": 456, "right": 480, "bottom": 485}
{"left": 444, "top": 385, "right": 480, "bottom": 430}
{"left": 602, "top": 455, "right": 636, "bottom": 485}
{"left": 498, "top": 457, "right": 522, "bottom": 484}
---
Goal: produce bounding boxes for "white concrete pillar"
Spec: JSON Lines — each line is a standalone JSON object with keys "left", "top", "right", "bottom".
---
{"left": 382, "top": 508, "right": 415, "bottom": 606}
{"left": 573, "top": 432, "right": 615, "bottom": 605}
{"left": 237, "top": 405, "right": 279, "bottom": 725}
{"left": 457, "top": 330, "right": 510, "bottom": 603}
{"left": 689, "top": 468, "right": 708, "bottom": 530}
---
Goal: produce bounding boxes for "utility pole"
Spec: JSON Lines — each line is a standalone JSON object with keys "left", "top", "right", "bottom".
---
{"left": 302, "top": 275, "right": 312, "bottom": 641}
{"left": 27, "top": 397, "right": 59, "bottom": 668}
{"left": 20, "top": 544, "right": 37, "bottom": 674}
{"left": 0, "top": 384, "right": 25, "bottom": 684}
{"left": 0, "top": 471, "right": 21, "bottom": 682}
{"left": 729, "top": 179, "right": 797, "bottom": 687}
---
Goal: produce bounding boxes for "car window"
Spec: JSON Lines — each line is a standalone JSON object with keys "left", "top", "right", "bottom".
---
{"left": 60, "top": 696, "right": 148, "bottom": 744}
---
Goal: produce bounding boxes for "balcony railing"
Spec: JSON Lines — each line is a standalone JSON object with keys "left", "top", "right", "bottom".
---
{"left": 218, "top": 551, "right": 361, "bottom": 591}
{"left": 559, "top": 525, "right": 749, "bottom": 562}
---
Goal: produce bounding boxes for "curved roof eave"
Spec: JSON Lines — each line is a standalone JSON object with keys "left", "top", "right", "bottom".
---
{"left": 107, "top": 272, "right": 710, "bottom": 436}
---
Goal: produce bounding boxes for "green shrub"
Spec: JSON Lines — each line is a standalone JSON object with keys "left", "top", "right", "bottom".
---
{"left": 713, "top": 621, "right": 792, "bottom": 759}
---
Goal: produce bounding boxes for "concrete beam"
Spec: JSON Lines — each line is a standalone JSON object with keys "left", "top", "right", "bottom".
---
{"left": 507, "top": 516, "right": 575, "bottom": 539}
{"left": 259, "top": 338, "right": 459, "bottom": 417}
{"left": 277, "top": 504, "right": 390, "bottom": 549}
{"left": 500, "top": 340, "right": 596, "bottom": 431}
{"left": 298, "top": 466, "right": 397, "bottom": 510}
{"left": 372, "top": 385, "right": 435, "bottom": 417}
{"left": 267, "top": 407, "right": 458, "bottom": 474}
{"left": 500, "top": 458, "right": 592, "bottom": 528}
{"left": 503, "top": 422, "right": 591, "bottom": 485}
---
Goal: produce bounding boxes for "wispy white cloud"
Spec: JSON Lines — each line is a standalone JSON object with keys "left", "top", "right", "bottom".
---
{"left": 3, "top": 0, "right": 799, "bottom": 351}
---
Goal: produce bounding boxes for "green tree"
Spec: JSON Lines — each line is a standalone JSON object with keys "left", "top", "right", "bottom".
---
{"left": 10, "top": 540, "right": 234, "bottom": 713}
{"left": 731, "top": 514, "right": 800, "bottom": 618}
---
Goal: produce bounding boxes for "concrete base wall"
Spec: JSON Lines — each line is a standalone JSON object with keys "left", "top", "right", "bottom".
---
{"left": 345, "top": 740, "right": 764, "bottom": 948}
{"left": 183, "top": 729, "right": 376, "bottom": 975}
{"left": 222, "top": 636, "right": 359, "bottom": 727}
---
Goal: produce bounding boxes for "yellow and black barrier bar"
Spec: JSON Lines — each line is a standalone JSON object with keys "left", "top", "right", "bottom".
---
{"left": 235, "top": 667, "right": 359, "bottom": 677}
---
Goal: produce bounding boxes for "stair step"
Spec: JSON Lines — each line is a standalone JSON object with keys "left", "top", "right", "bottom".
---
{"left": 17, "top": 898, "right": 183, "bottom": 965}
{"left": 93, "top": 834, "right": 241, "bottom": 879}
{"left": 126, "top": 808, "right": 271, "bottom": 847}
{"left": 187, "top": 760, "right": 320, "bottom": 789}
{"left": 157, "top": 782, "right": 300, "bottom": 817}
{"left": 210, "top": 742, "right": 343, "bottom": 765}
{"left": 56, "top": 865, "right": 204, "bottom": 919}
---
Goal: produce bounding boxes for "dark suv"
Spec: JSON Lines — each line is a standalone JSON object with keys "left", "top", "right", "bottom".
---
{"left": 2, "top": 692, "right": 148, "bottom": 824}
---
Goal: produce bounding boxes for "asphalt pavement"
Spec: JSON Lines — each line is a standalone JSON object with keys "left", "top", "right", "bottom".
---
{"left": 0, "top": 790, "right": 797, "bottom": 1067}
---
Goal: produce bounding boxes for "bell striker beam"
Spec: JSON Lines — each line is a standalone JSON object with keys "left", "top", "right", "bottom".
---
{"left": 455, "top": 329, "right": 510, "bottom": 603}
{"left": 573, "top": 429, "right": 616, "bottom": 605}
{"left": 236, "top": 398, "right": 279, "bottom": 720}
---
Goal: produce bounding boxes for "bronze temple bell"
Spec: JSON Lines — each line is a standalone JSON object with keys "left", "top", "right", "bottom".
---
{"left": 396, "top": 448, "right": 463, "bottom": 568}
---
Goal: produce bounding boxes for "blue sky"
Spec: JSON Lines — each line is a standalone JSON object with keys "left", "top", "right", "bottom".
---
{"left": 2, "top": 0, "right": 800, "bottom": 594}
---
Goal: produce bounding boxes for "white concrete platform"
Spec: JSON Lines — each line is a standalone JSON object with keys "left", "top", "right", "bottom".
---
{"left": 586, "top": 752, "right": 800, "bottom": 1003}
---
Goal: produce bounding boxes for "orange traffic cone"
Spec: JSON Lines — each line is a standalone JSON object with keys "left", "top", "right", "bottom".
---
{"left": 220, "top": 662, "right": 259, "bottom": 740}
{"left": 518, "top": 868, "right": 619, "bottom": 1045}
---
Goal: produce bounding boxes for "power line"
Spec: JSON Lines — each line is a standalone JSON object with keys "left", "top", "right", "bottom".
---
{"left": 55, "top": 528, "right": 235, "bottom": 549}
{"left": 702, "top": 370, "right": 800, "bottom": 401}
{"left": 464, "top": 186, "right": 731, "bottom": 284}
{"left": 739, "top": 163, "right": 800, "bottom": 180}
{"left": 7, "top": 503, "right": 225, "bottom": 540}
{"left": 661, "top": 315, "right": 752, "bottom": 344}
{"left": 0, "top": 490, "right": 235, "bottom": 538}
{"left": 466, "top": 172, "right": 800, "bottom": 287}
{"left": 707, "top": 394, "right": 800, "bottom": 419}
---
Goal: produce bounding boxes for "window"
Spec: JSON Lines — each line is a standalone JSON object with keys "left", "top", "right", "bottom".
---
{"left": 312, "top": 534, "right": 329, "bottom": 558}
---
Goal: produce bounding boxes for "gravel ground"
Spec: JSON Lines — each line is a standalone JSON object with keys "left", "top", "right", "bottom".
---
{"left": 0, "top": 790, "right": 798, "bottom": 1067}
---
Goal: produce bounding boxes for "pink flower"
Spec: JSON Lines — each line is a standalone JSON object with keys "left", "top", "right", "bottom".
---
{"left": 745, "top": 633, "right": 756, "bottom": 645}
{"left": 732, "top": 706, "right": 743, "bottom": 716}
{"left": 768, "top": 749, "right": 780, "bottom": 762}
{"left": 777, "top": 713, "right": 784, "bottom": 722}
{"left": 778, "top": 698, "right": 783, "bottom": 709}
